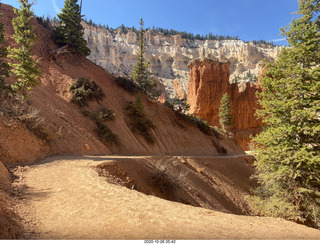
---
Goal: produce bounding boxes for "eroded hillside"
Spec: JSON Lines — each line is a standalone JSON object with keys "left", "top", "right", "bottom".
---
{"left": 0, "top": 3, "right": 243, "bottom": 164}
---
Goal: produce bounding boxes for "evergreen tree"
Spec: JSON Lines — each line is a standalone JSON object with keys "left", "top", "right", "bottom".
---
{"left": 7, "top": 0, "right": 41, "bottom": 98}
{"left": 128, "top": 93, "right": 155, "bottom": 144}
{"left": 130, "top": 18, "right": 157, "bottom": 97}
{"left": 132, "top": 93, "right": 144, "bottom": 117}
{"left": 249, "top": 0, "right": 320, "bottom": 228}
{"left": 0, "top": 2, "right": 9, "bottom": 93}
{"left": 218, "top": 93, "right": 233, "bottom": 130}
{"left": 55, "top": 0, "right": 91, "bottom": 56}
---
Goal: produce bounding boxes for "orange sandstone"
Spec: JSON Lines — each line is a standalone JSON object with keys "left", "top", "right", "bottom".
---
{"left": 187, "top": 59, "right": 262, "bottom": 150}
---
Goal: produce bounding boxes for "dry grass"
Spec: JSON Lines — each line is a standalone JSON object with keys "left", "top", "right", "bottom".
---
{"left": 0, "top": 94, "right": 48, "bottom": 140}
{"left": 149, "top": 158, "right": 188, "bottom": 195}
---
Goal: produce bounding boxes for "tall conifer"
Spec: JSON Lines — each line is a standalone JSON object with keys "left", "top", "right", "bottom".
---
{"left": 249, "top": 0, "right": 320, "bottom": 228}
{"left": 8, "top": 0, "right": 41, "bottom": 98}
{"left": 0, "top": 2, "right": 9, "bottom": 93}
{"left": 55, "top": 0, "right": 90, "bottom": 56}
{"left": 131, "top": 18, "right": 157, "bottom": 97}
{"left": 219, "top": 93, "right": 233, "bottom": 130}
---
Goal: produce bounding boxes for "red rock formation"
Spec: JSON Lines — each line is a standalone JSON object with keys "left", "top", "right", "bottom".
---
{"left": 154, "top": 77, "right": 166, "bottom": 103}
{"left": 173, "top": 78, "right": 185, "bottom": 100}
{"left": 187, "top": 59, "right": 262, "bottom": 150}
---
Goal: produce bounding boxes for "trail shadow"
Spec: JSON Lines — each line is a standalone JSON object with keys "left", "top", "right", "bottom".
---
{"left": 17, "top": 185, "right": 53, "bottom": 202}
{"left": 24, "top": 187, "right": 52, "bottom": 201}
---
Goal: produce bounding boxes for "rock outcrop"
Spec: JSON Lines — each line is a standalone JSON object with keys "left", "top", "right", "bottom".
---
{"left": 187, "top": 59, "right": 262, "bottom": 150}
{"left": 83, "top": 23, "right": 281, "bottom": 99}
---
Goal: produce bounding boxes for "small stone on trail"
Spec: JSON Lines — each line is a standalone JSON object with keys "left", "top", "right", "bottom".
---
{"left": 85, "top": 144, "right": 90, "bottom": 151}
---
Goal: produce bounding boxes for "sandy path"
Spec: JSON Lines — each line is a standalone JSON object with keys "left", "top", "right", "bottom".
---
{"left": 12, "top": 156, "right": 320, "bottom": 240}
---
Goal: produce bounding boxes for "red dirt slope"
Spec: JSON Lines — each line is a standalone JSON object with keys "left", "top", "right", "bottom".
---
{"left": 0, "top": 3, "right": 243, "bottom": 164}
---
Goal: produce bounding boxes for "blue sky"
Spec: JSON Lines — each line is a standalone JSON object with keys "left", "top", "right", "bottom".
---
{"left": 3, "top": 0, "right": 299, "bottom": 45}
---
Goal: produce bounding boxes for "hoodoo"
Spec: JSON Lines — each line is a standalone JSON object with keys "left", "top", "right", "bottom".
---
{"left": 187, "top": 59, "right": 262, "bottom": 150}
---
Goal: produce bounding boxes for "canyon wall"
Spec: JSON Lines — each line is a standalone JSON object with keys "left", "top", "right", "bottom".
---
{"left": 83, "top": 23, "right": 281, "bottom": 99}
{"left": 187, "top": 59, "right": 262, "bottom": 150}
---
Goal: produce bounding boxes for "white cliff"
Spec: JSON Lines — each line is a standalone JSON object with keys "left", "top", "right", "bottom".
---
{"left": 83, "top": 22, "right": 281, "bottom": 98}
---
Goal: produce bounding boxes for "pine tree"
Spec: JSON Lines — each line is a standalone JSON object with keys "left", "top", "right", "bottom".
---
{"left": 0, "top": 2, "right": 9, "bottom": 93}
{"left": 249, "top": 0, "right": 320, "bottom": 228}
{"left": 131, "top": 18, "right": 157, "bottom": 97}
{"left": 55, "top": 0, "right": 91, "bottom": 56}
{"left": 7, "top": 0, "right": 41, "bottom": 98}
{"left": 219, "top": 93, "right": 233, "bottom": 130}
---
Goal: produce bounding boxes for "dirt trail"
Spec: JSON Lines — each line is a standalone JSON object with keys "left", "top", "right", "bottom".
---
{"left": 12, "top": 156, "right": 320, "bottom": 240}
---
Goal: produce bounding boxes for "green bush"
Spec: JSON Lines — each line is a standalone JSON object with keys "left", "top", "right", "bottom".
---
{"left": 127, "top": 94, "right": 155, "bottom": 144}
{"left": 78, "top": 108, "right": 118, "bottom": 145}
{"left": 70, "top": 78, "right": 105, "bottom": 107}
{"left": 115, "top": 76, "right": 139, "bottom": 93}
{"left": 177, "top": 113, "right": 228, "bottom": 154}
{"left": 115, "top": 76, "right": 161, "bottom": 100}
{"left": 164, "top": 100, "right": 175, "bottom": 110}
{"left": 81, "top": 110, "right": 90, "bottom": 117}
{"left": 36, "top": 15, "right": 51, "bottom": 29}
{"left": 89, "top": 108, "right": 118, "bottom": 145}
{"left": 95, "top": 108, "right": 116, "bottom": 122}
{"left": 177, "top": 113, "right": 220, "bottom": 138}
{"left": 245, "top": 194, "right": 302, "bottom": 223}
{"left": 164, "top": 99, "right": 190, "bottom": 113}
{"left": 95, "top": 121, "right": 118, "bottom": 145}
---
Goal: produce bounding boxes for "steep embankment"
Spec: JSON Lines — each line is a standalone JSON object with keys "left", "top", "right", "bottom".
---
{"left": 187, "top": 59, "right": 262, "bottom": 150}
{"left": 0, "top": 161, "right": 22, "bottom": 239}
{"left": 0, "top": 3, "right": 243, "bottom": 165}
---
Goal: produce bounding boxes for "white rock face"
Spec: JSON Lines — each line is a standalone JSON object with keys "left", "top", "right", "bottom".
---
{"left": 83, "top": 22, "right": 281, "bottom": 98}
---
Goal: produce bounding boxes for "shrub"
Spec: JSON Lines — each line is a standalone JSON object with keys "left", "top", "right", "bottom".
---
{"left": 36, "top": 15, "right": 51, "bottom": 29}
{"left": 81, "top": 110, "right": 90, "bottom": 117}
{"left": 95, "top": 108, "right": 116, "bottom": 122}
{"left": 165, "top": 99, "right": 190, "bottom": 114}
{"left": 81, "top": 108, "right": 118, "bottom": 145}
{"left": 150, "top": 167, "right": 177, "bottom": 195}
{"left": 95, "top": 121, "right": 118, "bottom": 145}
{"left": 164, "top": 100, "right": 174, "bottom": 110}
{"left": 127, "top": 94, "right": 155, "bottom": 144}
{"left": 70, "top": 78, "right": 105, "bottom": 107}
{"left": 115, "top": 76, "right": 161, "bottom": 99}
{"left": 177, "top": 113, "right": 220, "bottom": 138}
{"left": 149, "top": 161, "right": 178, "bottom": 195}
{"left": 115, "top": 76, "right": 139, "bottom": 93}
{"left": 77, "top": 107, "right": 118, "bottom": 145}
{"left": 0, "top": 93, "right": 49, "bottom": 140}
